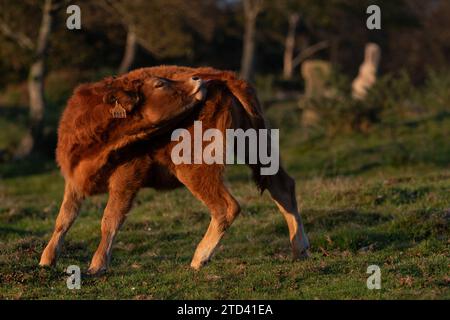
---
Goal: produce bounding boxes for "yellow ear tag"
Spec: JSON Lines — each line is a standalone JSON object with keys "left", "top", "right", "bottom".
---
{"left": 110, "top": 101, "right": 127, "bottom": 118}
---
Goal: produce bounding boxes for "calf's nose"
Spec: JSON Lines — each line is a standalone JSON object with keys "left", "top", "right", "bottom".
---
{"left": 189, "top": 76, "right": 207, "bottom": 101}
{"left": 189, "top": 76, "right": 204, "bottom": 95}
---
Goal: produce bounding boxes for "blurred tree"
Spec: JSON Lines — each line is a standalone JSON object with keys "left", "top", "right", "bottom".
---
{"left": 388, "top": 0, "right": 450, "bottom": 81}
{"left": 283, "top": 12, "right": 300, "bottom": 79}
{"left": 97, "top": 0, "right": 138, "bottom": 74}
{"left": 0, "top": 0, "right": 69, "bottom": 158}
{"left": 262, "top": 0, "right": 424, "bottom": 80}
{"left": 0, "top": 0, "right": 447, "bottom": 114}
{"left": 240, "top": 0, "right": 265, "bottom": 81}
{"left": 262, "top": 0, "right": 333, "bottom": 79}
{"left": 98, "top": 0, "right": 216, "bottom": 74}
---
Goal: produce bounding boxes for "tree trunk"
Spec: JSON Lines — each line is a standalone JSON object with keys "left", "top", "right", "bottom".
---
{"left": 291, "top": 40, "right": 329, "bottom": 71}
{"left": 240, "top": 0, "right": 263, "bottom": 81}
{"left": 15, "top": 0, "right": 54, "bottom": 159}
{"left": 283, "top": 13, "right": 299, "bottom": 79}
{"left": 118, "top": 25, "right": 137, "bottom": 74}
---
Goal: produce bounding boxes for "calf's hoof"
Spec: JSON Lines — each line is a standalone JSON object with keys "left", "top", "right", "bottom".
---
{"left": 293, "top": 249, "right": 311, "bottom": 260}
{"left": 86, "top": 266, "right": 107, "bottom": 277}
{"left": 190, "top": 258, "right": 210, "bottom": 271}
{"left": 39, "top": 253, "right": 57, "bottom": 267}
{"left": 292, "top": 234, "right": 310, "bottom": 260}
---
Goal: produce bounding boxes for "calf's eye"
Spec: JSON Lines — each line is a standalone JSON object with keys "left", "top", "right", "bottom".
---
{"left": 154, "top": 80, "right": 165, "bottom": 88}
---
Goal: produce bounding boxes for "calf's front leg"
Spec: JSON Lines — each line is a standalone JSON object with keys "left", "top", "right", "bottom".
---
{"left": 87, "top": 188, "right": 136, "bottom": 275}
{"left": 87, "top": 161, "right": 146, "bottom": 275}
{"left": 40, "top": 182, "right": 84, "bottom": 267}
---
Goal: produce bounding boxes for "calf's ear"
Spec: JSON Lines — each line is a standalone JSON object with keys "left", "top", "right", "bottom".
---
{"left": 102, "top": 89, "right": 127, "bottom": 119}
{"left": 103, "top": 78, "right": 144, "bottom": 118}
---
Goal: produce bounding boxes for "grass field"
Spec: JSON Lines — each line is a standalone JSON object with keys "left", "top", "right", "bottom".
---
{"left": 0, "top": 100, "right": 449, "bottom": 300}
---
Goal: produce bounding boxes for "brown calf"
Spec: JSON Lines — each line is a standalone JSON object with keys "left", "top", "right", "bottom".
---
{"left": 40, "top": 66, "right": 309, "bottom": 275}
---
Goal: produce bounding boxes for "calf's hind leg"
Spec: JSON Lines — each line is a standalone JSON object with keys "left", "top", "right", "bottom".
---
{"left": 40, "top": 182, "right": 84, "bottom": 266}
{"left": 267, "top": 167, "right": 310, "bottom": 259}
{"left": 175, "top": 165, "right": 241, "bottom": 270}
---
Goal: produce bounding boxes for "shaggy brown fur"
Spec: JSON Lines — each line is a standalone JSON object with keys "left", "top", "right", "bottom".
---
{"left": 56, "top": 74, "right": 205, "bottom": 195}
{"left": 40, "top": 66, "right": 310, "bottom": 274}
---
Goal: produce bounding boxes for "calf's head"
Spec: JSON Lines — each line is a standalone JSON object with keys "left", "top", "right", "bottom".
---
{"left": 103, "top": 76, "right": 206, "bottom": 124}
{"left": 139, "top": 76, "right": 206, "bottom": 124}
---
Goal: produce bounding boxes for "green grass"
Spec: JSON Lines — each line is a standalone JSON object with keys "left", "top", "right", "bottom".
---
{"left": 0, "top": 100, "right": 449, "bottom": 300}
